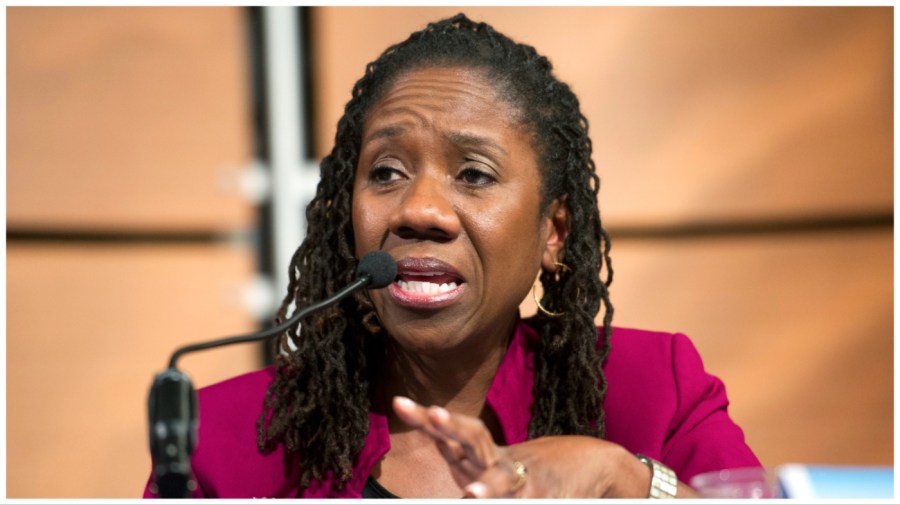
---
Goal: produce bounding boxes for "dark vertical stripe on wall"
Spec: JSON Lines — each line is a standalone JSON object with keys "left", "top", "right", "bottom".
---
{"left": 299, "top": 7, "right": 317, "bottom": 160}
{"left": 246, "top": 7, "right": 277, "bottom": 365}
{"left": 247, "top": 7, "right": 274, "bottom": 280}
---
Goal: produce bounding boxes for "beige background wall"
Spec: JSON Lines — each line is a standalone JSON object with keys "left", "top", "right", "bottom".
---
{"left": 7, "top": 7, "right": 262, "bottom": 498}
{"left": 6, "top": 6, "right": 892, "bottom": 498}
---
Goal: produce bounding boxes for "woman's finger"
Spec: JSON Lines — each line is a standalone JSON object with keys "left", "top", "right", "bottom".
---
{"left": 393, "top": 396, "right": 498, "bottom": 466}
{"left": 463, "top": 459, "right": 528, "bottom": 498}
{"left": 426, "top": 405, "right": 497, "bottom": 466}
{"left": 435, "top": 439, "right": 487, "bottom": 479}
{"left": 391, "top": 396, "right": 445, "bottom": 439}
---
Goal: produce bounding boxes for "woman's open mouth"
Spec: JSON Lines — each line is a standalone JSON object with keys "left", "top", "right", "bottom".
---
{"left": 388, "top": 257, "right": 466, "bottom": 309}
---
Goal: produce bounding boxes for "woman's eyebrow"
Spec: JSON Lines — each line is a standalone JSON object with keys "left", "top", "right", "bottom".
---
{"left": 447, "top": 131, "right": 507, "bottom": 155}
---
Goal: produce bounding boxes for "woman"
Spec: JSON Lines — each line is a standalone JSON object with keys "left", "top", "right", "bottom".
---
{"left": 146, "top": 13, "right": 760, "bottom": 498}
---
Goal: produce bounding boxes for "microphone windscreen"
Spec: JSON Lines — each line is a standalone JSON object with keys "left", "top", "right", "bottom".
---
{"left": 356, "top": 251, "right": 397, "bottom": 289}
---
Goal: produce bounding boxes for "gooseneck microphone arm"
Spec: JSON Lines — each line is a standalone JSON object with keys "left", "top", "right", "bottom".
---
{"left": 168, "top": 275, "right": 370, "bottom": 369}
{"left": 148, "top": 251, "right": 396, "bottom": 498}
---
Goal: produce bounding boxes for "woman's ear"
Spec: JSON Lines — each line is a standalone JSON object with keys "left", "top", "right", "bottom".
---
{"left": 541, "top": 197, "right": 570, "bottom": 272}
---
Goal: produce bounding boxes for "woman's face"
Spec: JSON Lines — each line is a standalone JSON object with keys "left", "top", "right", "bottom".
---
{"left": 352, "top": 66, "right": 567, "bottom": 353}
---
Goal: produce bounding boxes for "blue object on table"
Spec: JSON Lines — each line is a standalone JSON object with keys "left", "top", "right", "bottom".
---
{"left": 778, "top": 464, "right": 894, "bottom": 499}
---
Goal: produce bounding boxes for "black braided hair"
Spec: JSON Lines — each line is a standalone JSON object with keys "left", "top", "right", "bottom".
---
{"left": 257, "top": 13, "right": 614, "bottom": 491}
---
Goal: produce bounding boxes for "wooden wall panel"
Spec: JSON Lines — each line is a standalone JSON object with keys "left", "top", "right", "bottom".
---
{"left": 7, "top": 243, "right": 262, "bottom": 498}
{"left": 311, "top": 7, "right": 891, "bottom": 225}
{"left": 7, "top": 7, "right": 263, "bottom": 498}
{"left": 7, "top": 7, "right": 254, "bottom": 232}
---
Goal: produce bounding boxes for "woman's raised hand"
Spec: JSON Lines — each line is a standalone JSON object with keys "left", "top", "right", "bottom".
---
{"left": 392, "top": 396, "right": 653, "bottom": 498}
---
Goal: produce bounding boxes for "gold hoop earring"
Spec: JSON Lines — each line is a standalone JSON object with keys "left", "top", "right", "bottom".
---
{"left": 533, "top": 284, "right": 564, "bottom": 318}
{"left": 533, "top": 261, "right": 570, "bottom": 318}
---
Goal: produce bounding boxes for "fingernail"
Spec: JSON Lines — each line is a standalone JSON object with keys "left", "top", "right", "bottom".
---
{"left": 430, "top": 406, "right": 450, "bottom": 422}
{"left": 394, "top": 396, "right": 415, "bottom": 409}
{"left": 464, "top": 482, "right": 487, "bottom": 498}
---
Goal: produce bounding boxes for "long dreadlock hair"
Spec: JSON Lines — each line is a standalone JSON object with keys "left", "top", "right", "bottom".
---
{"left": 257, "top": 13, "right": 614, "bottom": 491}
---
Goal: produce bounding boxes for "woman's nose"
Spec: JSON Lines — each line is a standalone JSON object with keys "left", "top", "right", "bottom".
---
{"left": 388, "top": 174, "right": 461, "bottom": 242}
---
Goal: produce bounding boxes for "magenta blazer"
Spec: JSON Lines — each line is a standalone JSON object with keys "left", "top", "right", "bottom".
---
{"left": 144, "top": 319, "right": 761, "bottom": 498}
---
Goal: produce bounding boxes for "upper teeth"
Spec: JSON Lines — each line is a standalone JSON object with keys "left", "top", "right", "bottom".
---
{"left": 397, "top": 280, "right": 458, "bottom": 294}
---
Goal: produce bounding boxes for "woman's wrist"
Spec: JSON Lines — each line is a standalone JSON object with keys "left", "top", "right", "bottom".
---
{"left": 597, "top": 444, "right": 653, "bottom": 498}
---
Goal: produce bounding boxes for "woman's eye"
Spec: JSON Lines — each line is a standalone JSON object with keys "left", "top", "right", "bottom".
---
{"left": 459, "top": 167, "right": 496, "bottom": 186}
{"left": 369, "top": 166, "right": 403, "bottom": 184}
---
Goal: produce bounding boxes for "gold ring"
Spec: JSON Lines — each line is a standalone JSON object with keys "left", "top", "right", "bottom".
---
{"left": 510, "top": 460, "right": 528, "bottom": 493}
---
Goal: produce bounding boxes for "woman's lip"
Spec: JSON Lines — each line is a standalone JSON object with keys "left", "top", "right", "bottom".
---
{"left": 394, "top": 257, "right": 465, "bottom": 282}
{"left": 387, "top": 256, "right": 466, "bottom": 309}
{"left": 388, "top": 280, "right": 465, "bottom": 309}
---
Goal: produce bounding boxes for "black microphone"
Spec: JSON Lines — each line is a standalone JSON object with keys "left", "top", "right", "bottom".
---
{"left": 147, "top": 251, "right": 396, "bottom": 498}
